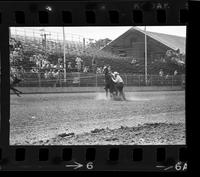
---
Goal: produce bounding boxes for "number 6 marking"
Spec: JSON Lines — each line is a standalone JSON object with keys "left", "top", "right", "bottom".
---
{"left": 86, "top": 162, "right": 94, "bottom": 170}
{"left": 175, "top": 162, "right": 182, "bottom": 171}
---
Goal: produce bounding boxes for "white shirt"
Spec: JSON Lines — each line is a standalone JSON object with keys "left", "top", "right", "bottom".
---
{"left": 75, "top": 57, "right": 82, "bottom": 64}
{"left": 112, "top": 75, "right": 124, "bottom": 83}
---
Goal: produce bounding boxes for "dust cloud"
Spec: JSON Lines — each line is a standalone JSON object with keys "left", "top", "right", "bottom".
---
{"left": 95, "top": 92, "right": 149, "bottom": 101}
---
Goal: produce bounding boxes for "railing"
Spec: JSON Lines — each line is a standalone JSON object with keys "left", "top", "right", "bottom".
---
{"left": 16, "top": 72, "right": 185, "bottom": 88}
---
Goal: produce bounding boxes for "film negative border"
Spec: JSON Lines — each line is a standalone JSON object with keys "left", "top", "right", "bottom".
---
{"left": 0, "top": 146, "right": 187, "bottom": 171}
{"left": 0, "top": 1, "right": 188, "bottom": 26}
{"left": 0, "top": 0, "right": 188, "bottom": 172}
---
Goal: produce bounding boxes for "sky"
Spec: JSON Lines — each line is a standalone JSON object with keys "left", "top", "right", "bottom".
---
{"left": 10, "top": 26, "right": 186, "bottom": 42}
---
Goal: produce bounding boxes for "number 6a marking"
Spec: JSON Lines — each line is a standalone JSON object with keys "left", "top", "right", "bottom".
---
{"left": 86, "top": 162, "right": 94, "bottom": 170}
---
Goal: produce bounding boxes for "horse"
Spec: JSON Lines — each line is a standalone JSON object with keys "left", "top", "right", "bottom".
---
{"left": 10, "top": 75, "right": 23, "bottom": 97}
{"left": 102, "top": 66, "right": 118, "bottom": 99}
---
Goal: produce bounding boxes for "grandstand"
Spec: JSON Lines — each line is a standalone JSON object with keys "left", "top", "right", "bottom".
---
{"left": 11, "top": 27, "right": 123, "bottom": 59}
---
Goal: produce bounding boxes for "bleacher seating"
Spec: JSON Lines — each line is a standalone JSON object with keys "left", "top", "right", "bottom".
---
{"left": 10, "top": 35, "right": 185, "bottom": 86}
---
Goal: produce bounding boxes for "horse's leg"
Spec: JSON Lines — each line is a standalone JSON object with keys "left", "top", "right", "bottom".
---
{"left": 10, "top": 87, "right": 17, "bottom": 93}
{"left": 116, "top": 88, "right": 118, "bottom": 96}
{"left": 16, "top": 88, "right": 22, "bottom": 94}
{"left": 105, "top": 88, "right": 108, "bottom": 98}
{"left": 11, "top": 87, "right": 22, "bottom": 96}
{"left": 14, "top": 87, "right": 22, "bottom": 94}
{"left": 109, "top": 90, "right": 113, "bottom": 100}
{"left": 120, "top": 88, "right": 126, "bottom": 101}
{"left": 10, "top": 87, "right": 19, "bottom": 96}
{"left": 14, "top": 90, "right": 21, "bottom": 97}
{"left": 119, "top": 91, "right": 124, "bottom": 100}
{"left": 108, "top": 91, "right": 113, "bottom": 99}
{"left": 122, "top": 92, "right": 126, "bottom": 100}
{"left": 113, "top": 84, "right": 118, "bottom": 96}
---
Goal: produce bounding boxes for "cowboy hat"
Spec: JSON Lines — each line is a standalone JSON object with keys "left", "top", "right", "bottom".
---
{"left": 114, "top": 71, "right": 119, "bottom": 75}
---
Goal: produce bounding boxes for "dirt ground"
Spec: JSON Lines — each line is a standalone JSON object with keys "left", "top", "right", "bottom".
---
{"left": 10, "top": 91, "right": 185, "bottom": 145}
{"left": 30, "top": 123, "right": 185, "bottom": 145}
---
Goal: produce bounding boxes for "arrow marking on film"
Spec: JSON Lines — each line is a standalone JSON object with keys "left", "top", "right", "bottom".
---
{"left": 65, "top": 161, "right": 83, "bottom": 169}
{"left": 156, "top": 165, "right": 166, "bottom": 168}
{"left": 164, "top": 166, "right": 173, "bottom": 171}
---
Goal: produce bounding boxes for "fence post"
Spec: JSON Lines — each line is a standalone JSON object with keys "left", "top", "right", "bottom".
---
{"left": 59, "top": 72, "right": 62, "bottom": 87}
{"left": 172, "top": 75, "right": 173, "bottom": 87}
{"left": 38, "top": 72, "right": 41, "bottom": 87}
{"left": 125, "top": 74, "right": 128, "bottom": 86}
{"left": 79, "top": 72, "right": 81, "bottom": 87}
{"left": 96, "top": 73, "right": 98, "bottom": 87}
{"left": 180, "top": 75, "right": 183, "bottom": 86}
{"left": 150, "top": 75, "right": 152, "bottom": 86}
{"left": 139, "top": 75, "right": 140, "bottom": 87}
{"left": 181, "top": 74, "right": 184, "bottom": 87}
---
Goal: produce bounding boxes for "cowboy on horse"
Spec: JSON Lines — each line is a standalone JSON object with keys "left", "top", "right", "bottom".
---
{"left": 111, "top": 71, "right": 126, "bottom": 101}
{"left": 102, "top": 65, "right": 118, "bottom": 99}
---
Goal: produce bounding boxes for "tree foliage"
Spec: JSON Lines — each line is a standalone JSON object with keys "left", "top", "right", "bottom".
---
{"left": 88, "top": 38, "right": 112, "bottom": 49}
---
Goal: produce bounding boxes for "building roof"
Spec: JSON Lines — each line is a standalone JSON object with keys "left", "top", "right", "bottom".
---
{"left": 101, "top": 27, "right": 186, "bottom": 54}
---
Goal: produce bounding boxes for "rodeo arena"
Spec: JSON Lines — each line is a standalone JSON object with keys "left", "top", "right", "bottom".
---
{"left": 9, "top": 27, "right": 186, "bottom": 145}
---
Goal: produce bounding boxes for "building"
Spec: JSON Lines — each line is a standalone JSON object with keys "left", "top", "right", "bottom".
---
{"left": 101, "top": 27, "right": 186, "bottom": 64}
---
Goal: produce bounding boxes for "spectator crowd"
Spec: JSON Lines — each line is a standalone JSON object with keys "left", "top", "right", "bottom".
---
{"left": 9, "top": 37, "right": 185, "bottom": 86}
